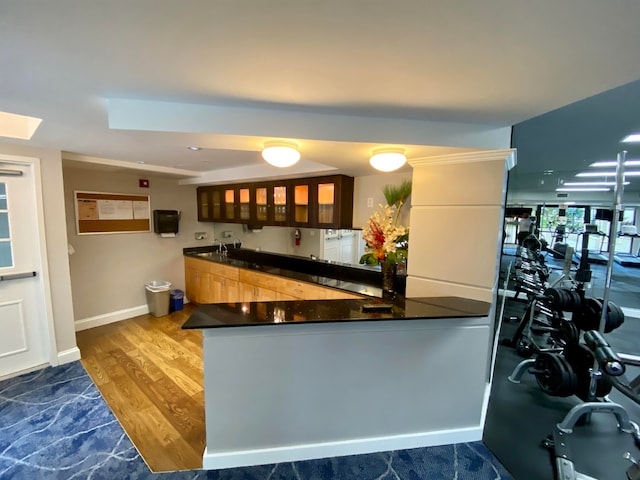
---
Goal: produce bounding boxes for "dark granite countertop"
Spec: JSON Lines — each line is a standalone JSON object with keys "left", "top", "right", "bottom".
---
{"left": 183, "top": 246, "right": 406, "bottom": 298}
{"left": 182, "top": 296, "right": 491, "bottom": 329}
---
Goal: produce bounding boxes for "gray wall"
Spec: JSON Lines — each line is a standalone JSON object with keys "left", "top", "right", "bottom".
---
{"left": 63, "top": 167, "right": 204, "bottom": 325}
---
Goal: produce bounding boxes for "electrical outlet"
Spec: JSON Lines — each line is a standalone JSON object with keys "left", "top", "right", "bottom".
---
{"left": 223, "top": 231, "right": 232, "bottom": 238}
{"left": 195, "top": 232, "right": 208, "bottom": 240}
{"left": 367, "top": 197, "right": 373, "bottom": 207}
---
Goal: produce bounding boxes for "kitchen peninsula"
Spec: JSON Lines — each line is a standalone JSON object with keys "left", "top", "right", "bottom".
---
{"left": 183, "top": 246, "right": 405, "bottom": 302}
{"left": 182, "top": 248, "right": 494, "bottom": 470}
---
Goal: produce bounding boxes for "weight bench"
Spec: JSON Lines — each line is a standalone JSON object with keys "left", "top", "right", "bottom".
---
{"left": 509, "top": 330, "right": 640, "bottom": 479}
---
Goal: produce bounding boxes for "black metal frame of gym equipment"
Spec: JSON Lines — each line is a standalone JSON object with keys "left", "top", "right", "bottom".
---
{"left": 574, "top": 229, "right": 609, "bottom": 265}
{"left": 501, "top": 245, "right": 579, "bottom": 358}
{"left": 509, "top": 152, "right": 640, "bottom": 480}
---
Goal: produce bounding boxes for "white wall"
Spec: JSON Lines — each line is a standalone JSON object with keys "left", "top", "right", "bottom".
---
{"left": 353, "top": 171, "right": 413, "bottom": 230}
{"left": 206, "top": 223, "right": 323, "bottom": 259}
{"left": 63, "top": 167, "right": 204, "bottom": 328}
{"left": 407, "top": 149, "right": 515, "bottom": 303}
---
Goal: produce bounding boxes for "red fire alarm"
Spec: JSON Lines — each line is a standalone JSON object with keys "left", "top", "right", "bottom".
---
{"left": 139, "top": 179, "right": 149, "bottom": 188}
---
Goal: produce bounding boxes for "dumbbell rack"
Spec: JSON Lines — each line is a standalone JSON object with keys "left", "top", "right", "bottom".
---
{"left": 502, "top": 278, "right": 580, "bottom": 359}
{"left": 509, "top": 330, "right": 635, "bottom": 480}
{"left": 511, "top": 246, "right": 552, "bottom": 302}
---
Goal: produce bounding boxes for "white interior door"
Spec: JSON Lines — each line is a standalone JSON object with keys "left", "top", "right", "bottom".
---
{"left": 0, "top": 161, "right": 50, "bottom": 378}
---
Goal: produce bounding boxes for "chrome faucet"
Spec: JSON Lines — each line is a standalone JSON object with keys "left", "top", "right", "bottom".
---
{"left": 214, "top": 238, "right": 227, "bottom": 254}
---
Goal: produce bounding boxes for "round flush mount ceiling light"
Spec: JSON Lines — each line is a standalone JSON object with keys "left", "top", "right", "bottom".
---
{"left": 262, "top": 141, "right": 301, "bottom": 168}
{"left": 369, "top": 148, "right": 407, "bottom": 172}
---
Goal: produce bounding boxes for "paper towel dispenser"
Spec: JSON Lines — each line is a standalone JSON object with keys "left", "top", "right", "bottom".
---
{"left": 153, "top": 210, "right": 180, "bottom": 234}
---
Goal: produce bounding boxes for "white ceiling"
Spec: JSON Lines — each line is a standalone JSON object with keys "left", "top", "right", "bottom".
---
{"left": 3, "top": 1, "right": 640, "bottom": 187}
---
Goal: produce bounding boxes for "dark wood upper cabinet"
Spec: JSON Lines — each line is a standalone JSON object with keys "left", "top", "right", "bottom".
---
{"left": 313, "top": 175, "right": 354, "bottom": 229}
{"left": 196, "top": 175, "right": 353, "bottom": 229}
{"left": 196, "top": 186, "right": 212, "bottom": 222}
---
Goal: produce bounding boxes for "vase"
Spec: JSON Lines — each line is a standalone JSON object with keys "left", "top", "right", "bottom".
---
{"left": 381, "top": 260, "right": 397, "bottom": 296}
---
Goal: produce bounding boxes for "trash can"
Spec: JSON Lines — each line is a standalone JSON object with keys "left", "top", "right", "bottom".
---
{"left": 145, "top": 281, "right": 171, "bottom": 317}
{"left": 170, "top": 289, "right": 184, "bottom": 312}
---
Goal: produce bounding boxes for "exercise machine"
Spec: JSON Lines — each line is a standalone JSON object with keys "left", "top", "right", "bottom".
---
{"left": 507, "top": 152, "right": 640, "bottom": 480}
{"left": 614, "top": 226, "right": 640, "bottom": 267}
{"left": 574, "top": 225, "right": 609, "bottom": 265}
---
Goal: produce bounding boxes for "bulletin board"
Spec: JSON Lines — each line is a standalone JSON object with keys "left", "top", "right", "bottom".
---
{"left": 75, "top": 191, "right": 151, "bottom": 235}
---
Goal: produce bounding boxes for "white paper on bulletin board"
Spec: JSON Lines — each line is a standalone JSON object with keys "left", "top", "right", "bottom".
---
{"left": 97, "top": 199, "right": 134, "bottom": 220}
{"left": 133, "top": 200, "right": 150, "bottom": 219}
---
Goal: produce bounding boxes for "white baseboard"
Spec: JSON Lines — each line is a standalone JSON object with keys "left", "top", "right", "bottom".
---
{"left": 75, "top": 305, "right": 149, "bottom": 331}
{"left": 202, "top": 426, "right": 482, "bottom": 470}
{"left": 57, "top": 347, "right": 81, "bottom": 364}
{"left": 0, "top": 363, "right": 48, "bottom": 382}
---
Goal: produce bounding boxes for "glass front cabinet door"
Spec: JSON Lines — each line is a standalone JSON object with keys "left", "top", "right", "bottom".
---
{"left": 238, "top": 187, "right": 251, "bottom": 223}
{"left": 196, "top": 186, "right": 212, "bottom": 222}
{"left": 292, "top": 181, "right": 310, "bottom": 227}
{"left": 312, "top": 175, "right": 354, "bottom": 228}
{"left": 255, "top": 185, "right": 269, "bottom": 224}
{"left": 211, "top": 187, "right": 223, "bottom": 221}
{"left": 316, "top": 181, "right": 335, "bottom": 226}
{"left": 272, "top": 183, "right": 289, "bottom": 225}
{"left": 224, "top": 188, "right": 235, "bottom": 221}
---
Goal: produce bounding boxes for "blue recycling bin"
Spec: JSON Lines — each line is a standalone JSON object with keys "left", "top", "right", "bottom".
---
{"left": 170, "top": 289, "right": 184, "bottom": 312}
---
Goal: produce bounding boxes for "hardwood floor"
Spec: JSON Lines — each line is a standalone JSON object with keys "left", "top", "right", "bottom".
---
{"left": 76, "top": 304, "right": 205, "bottom": 472}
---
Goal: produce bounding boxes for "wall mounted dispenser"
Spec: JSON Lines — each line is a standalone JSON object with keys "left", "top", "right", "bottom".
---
{"left": 153, "top": 210, "right": 180, "bottom": 236}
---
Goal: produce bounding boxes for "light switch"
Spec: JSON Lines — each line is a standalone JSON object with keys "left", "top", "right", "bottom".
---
{"left": 367, "top": 197, "right": 373, "bottom": 207}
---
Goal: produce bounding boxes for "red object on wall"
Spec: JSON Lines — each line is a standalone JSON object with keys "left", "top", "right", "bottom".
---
{"left": 294, "top": 228, "right": 301, "bottom": 246}
{"left": 139, "top": 179, "right": 149, "bottom": 188}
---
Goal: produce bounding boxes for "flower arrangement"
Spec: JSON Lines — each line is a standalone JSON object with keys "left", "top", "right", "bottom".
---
{"left": 359, "top": 179, "right": 411, "bottom": 266}
{"left": 359, "top": 204, "right": 408, "bottom": 265}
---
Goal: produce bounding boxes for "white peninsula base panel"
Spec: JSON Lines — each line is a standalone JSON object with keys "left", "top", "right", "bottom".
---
{"left": 201, "top": 316, "right": 492, "bottom": 470}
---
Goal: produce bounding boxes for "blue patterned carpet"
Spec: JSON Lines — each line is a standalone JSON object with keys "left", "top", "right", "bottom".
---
{"left": 0, "top": 362, "right": 513, "bottom": 479}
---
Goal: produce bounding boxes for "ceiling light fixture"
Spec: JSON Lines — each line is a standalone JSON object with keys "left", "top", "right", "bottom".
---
{"left": 187, "top": 146, "right": 201, "bottom": 151}
{"left": 622, "top": 133, "right": 640, "bottom": 143}
{"left": 556, "top": 187, "right": 611, "bottom": 192}
{"left": 563, "top": 181, "right": 630, "bottom": 186}
{"left": 589, "top": 159, "right": 640, "bottom": 167}
{"left": 261, "top": 141, "right": 301, "bottom": 168}
{"left": 577, "top": 171, "right": 640, "bottom": 177}
{"left": 369, "top": 148, "right": 407, "bottom": 172}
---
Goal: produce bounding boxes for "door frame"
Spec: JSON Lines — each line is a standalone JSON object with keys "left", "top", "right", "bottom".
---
{"left": 0, "top": 153, "right": 58, "bottom": 374}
